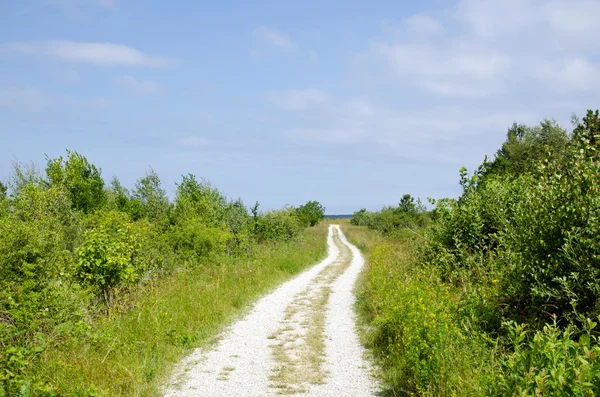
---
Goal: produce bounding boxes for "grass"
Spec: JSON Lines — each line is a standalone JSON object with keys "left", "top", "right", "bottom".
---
{"left": 341, "top": 224, "right": 493, "bottom": 396}
{"left": 30, "top": 224, "right": 329, "bottom": 397}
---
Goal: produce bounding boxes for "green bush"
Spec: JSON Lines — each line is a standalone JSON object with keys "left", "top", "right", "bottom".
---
{"left": 494, "top": 319, "right": 600, "bottom": 395}
{"left": 46, "top": 150, "right": 106, "bottom": 214}
{"left": 0, "top": 150, "right": 313, "bottom": 395}
{"left": 75, "top": 211, "right": 142, "bottom": 302}
{"left": 350, "top": 195, "right": 428, "bottom": 236}
{"left": 255, "top": 207, "right": 303, "bottom": 242}
{"left": 167, "top": 219, "right": 232, "bottom": 261}
{"left": 295, "top": 200, "right": 325, "bottom": 227}
{"left": 360, "top": 243, "right": 492, "bottom": 395}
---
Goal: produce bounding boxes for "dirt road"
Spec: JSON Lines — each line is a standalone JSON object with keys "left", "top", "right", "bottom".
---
{"left": 163, "top": 225, "right": 379, "bottom": 396}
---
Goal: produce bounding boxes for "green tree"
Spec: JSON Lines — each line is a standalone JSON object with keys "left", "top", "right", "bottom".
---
{"left": 173, "top": 174, "right": 227, "bottom": 226}
{"left": 132, "top": 169, "right": 169, "bottom": 223}
{"left": 296, "top": 200, "right": 325, "bottom": 227}
{"left": 483, "top": 120, "right": 569, "bottom": 180}
{"left": 398, "top": 194, "right": 417, "bottom": 214}
{"left": 573, "top": 109, "right": 600, "bottom": 150}
{"left": 46, "top": 150, "right": 106, "bottom": 213}
{"left": 0, "top": 181, "right": 6, "bottom": 199}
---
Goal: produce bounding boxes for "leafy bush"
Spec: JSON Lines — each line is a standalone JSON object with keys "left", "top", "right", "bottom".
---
{"left": 46, "top": 150, "right": 106, "bottom": 214}
{"left": 350, "top": 109, "right": 600, "bottom": 396}
{"left": 359, "top": 242, "right": 491, "bottom": 395}
{"left": 167, "top": 219, "right": 232, "bottom": 261}
{"left": 295, "top": 200, "right": 325, "bottom": 227}
{"left": 75, "top": 211, "right": 141, "bottom": 302}
{"left": 494, "top": 319, "right": 600, "bottom": 395}
{"left": 255, "top": 207, "right": 303, "bottom": 242}
{"left": 350, "top": 194, "right": 428, "bottom": 236}
{"left": 172, "top": 174, "right": 228, "bottom": 227}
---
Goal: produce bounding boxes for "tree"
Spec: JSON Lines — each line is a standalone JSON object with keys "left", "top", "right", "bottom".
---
{"left": 296, "top": 201, "right": 325, "bottom": 227}
{"left": 173, "top": 174, "right": 227, "bottom": 226}
{"left": 573, "top": 109, "right": 600, "bottom": 150}
{"left": 483, "top": 120, "right": 570, "bottom": 180}
{"left": 0, "top": 181, "right": 6, "bottom": 199}
{"left": 46, "top": 150, "right": 106, "bottom": 213}
{"left": 398, "top": 194, "right": 417, "bottom": 214}
{"left": 132, "top": 169, "right": 169, "bottom": 223}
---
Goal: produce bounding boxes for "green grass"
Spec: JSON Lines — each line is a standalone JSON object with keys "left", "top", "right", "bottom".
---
{"left": 30, "top": 224, "right": 329, "bottom": 396}
{"left": 342, "top": 224, "right": 493, "bottom": 396}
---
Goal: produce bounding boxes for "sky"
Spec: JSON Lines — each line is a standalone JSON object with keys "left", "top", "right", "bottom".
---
{"left": 1, "top": 0, "right": 599, "bottom": 214}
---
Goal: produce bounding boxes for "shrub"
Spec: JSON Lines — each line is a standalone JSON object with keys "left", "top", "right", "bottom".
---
{"left": 295, "top": 200, "right": 325, "bottom": 227}
{"left": 167, "top": 219, "right": 232, "bottom": 261}
{"left": 360, "top": 243, "right": 491, "bottom": 395}
{"left": 46, "top": 150, "right": 106, "bottom": 214}
{"left": 493, "top": 319, "right": 600, "bottom": 395}
{"left": 255, "top": 207, "right": 303, "bottom": 242}
{"left": 75, "top": 211, "right": 140, "bottom": 302}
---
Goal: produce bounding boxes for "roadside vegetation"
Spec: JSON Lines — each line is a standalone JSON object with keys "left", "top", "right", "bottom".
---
{"left": 346, "top": 109, "right": 600, "bottom": 396}
{"left": 0, "top": 151, "right": 328, "bottom": 396}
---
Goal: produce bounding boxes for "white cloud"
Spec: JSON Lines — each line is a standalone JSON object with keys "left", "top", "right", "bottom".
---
{"left": 7, "top": 41, "right": 170, "bottom": 68}
{"left": 0, "top": 87, "right": 50, "bottom": 113}
{"left": 176, "top": 136, "right": 209, "bottom": 148}
{"left": 370, "top": 41, "right": 510, "bottom": 97}
{"left": 403, "top": 14, "right": 445, "bottom": 36}
{"left": 353, "top": 0, "right": 600, "bottom": 98}
{"left": 253, "top": 26, "right": 296, "bottom": 51}
{"left": 538, "top": 58, "right": 600, "bottom": 93}
{"left": 267, "top": 89, "right": 328, "bottom": 110}
{"left": 117, "top": 75, "right": 163, "bottom": 95}
{"left": 345, "top": 99, "right": 375, "bottom": 117}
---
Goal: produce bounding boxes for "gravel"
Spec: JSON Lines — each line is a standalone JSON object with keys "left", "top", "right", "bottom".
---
{"left": 163, "top": 225, "right": 379, "bottom": 397}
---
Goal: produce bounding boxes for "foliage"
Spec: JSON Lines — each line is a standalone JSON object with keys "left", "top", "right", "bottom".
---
{"left": 494, "top": 319, "right": 600, "bottom": 395}
{"left": 350, "top": 194, "right": 428, "bottom": 235}
{"left": 131, "top": 169, "right": 169, "bottom": 224}
{"left": 348, "top": 109, "right": 600, "bottom": 396}
{"left": 173, "top": 174, "right": 227, "bottom": 227}
{"left": 0, "top": 150, "right": 315, "bottom": 395}
{"left": 346, "top": 227, "right": 492, "bottom": 396}
{"left": 46, "top": 150, "right": 106, "bottom": 213}
{"left": 482, "top": 119, "right": 570, "bottom": 180}
{"left": 166, "top": 219, "right": 232, "bottom": 260}
{"left": 254, "top": 207, "right": 303, "bottom": 242}
{"left": 295, "top": 200, "right": 325, "bottom": 227}
{"left": 75, "top": 211, "right": 140, "bottom": 302}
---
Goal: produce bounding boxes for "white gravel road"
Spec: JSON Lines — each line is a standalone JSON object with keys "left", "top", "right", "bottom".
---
{"left": 163, "top": 225, "right": 379, "bottom": 397}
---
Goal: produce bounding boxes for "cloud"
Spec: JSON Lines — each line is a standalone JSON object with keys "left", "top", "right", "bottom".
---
{"left": 267, "top": 89, "right": 328, "bottom": 110}
{"left": 537, "top": 58, "right": 600, "bottom": 93}
{"left": 370, "top": 41, "right": 510, "bottom": 97}
{"left": 403, "top": 14, "right": 445, "bottom": 36}
{"left": 345, "top": 99, "right": 375, "bottom": 117}
{"left": 117, "top": 75, "right": 163, "bottom": 95}
{"left": 6, "top": 41, "right": 170, "bottom": 67}
{"left": 176, "top": 136, "right": 209, "bottom": 148}
{"left": 456, "top": 0, "right": 600, "bottom": 49}
{"left": 0, "top": 87, "right": 50, "bottom": 113}
{"left": 352, "top": 0, "right": 600, "bottom": 98}
{"left": 253, "top": 26, "right": 296, "bottom": 51}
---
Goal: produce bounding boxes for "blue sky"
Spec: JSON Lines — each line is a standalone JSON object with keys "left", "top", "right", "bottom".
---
{"left": 1, "top": 0, "right": 599, "bottom": 213}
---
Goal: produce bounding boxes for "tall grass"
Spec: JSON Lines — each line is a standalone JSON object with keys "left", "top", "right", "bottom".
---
{"left": 30, "top": 224, "right": 329, "bottom": 396}
{"left": 343, "top": 225, "right": 493, "bottom": 396}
